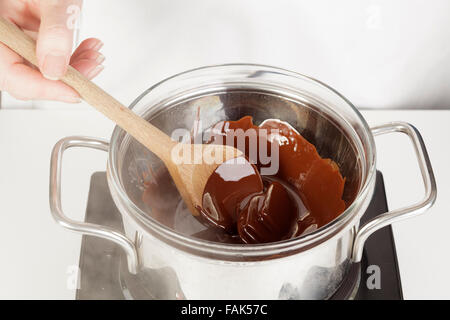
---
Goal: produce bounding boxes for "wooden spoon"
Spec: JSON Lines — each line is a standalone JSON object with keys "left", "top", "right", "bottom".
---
{"left": 0, "top": 17, "right": 244, "bottom": 216}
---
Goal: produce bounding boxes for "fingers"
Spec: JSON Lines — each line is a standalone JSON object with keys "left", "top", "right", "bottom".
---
{"left": 7, "top": 64, "right": 81, "bottom": 103}
{"left": 0, "top": 0, "right": 40, "bottom": 31}
{"left": 71, "top": 59, "right": 104, "bottom": 80}
{"left": 0, "top": 45, "right": 81, "bottom": 103}
{"left": 0, "top": 1, "right": 104, "bottom": 103}
{"left": 71, "top": 50, "right": 104, "bottom": 65}
{"left": 71, "top": 37, "right": 103, "bottom": 60}
{"left": 70, "top": 38, "right": 105, "bottom": 80}
{"left": 36, "top": 0, "right": 82, "bottom": 80}
{"left": 71, "top": 38, "right": 103, "bottom": 63}
{"left": 0, "top": 37, "right": 104, "bottom": 103}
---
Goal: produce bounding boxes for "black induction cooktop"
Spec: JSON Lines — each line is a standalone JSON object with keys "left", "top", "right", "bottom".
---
{"left": 76, "top": 171, "right": 402, "bottom": 300}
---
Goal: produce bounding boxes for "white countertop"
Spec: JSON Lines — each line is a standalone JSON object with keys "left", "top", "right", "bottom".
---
{"left": 0, "top": 108, "right": 448, "bottom": 299}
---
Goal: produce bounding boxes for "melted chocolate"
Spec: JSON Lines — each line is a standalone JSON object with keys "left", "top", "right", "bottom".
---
{"left": 238, "top": 181, "right": 298, "bottom": 244}
{"left": 199, "top": 116, "right": 346, "bottom": 244}
{"left": 199, "top": 157, "right": 263, "bottom": 233}
{"left": 259, "top": 119, "right": 346, "bottom": 227}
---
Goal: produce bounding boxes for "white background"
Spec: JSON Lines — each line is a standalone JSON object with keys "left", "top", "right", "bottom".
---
{"left": 2, "top": 0, "right": 450, "bottom": 110}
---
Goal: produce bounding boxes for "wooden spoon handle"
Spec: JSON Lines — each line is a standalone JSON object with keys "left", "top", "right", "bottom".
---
{"left": 0, "top": 17, "right": 175, "bottom": 160}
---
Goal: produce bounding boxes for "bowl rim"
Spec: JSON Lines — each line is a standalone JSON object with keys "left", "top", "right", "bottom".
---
{"left": 106, "top": 63, "right": 377, "bottom": 257}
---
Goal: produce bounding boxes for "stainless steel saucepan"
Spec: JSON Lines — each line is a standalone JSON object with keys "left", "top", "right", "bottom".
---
{"left": 50, "top": 64, "right": 436, "bottom": 299}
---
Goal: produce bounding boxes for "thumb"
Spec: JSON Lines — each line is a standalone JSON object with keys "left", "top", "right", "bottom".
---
{"left": 36, "top": 0, "right": 82, "bottom": 80}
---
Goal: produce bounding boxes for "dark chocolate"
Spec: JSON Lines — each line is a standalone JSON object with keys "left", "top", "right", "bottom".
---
{"left": 199, "top": 116, "right": 346, "bottom": 244}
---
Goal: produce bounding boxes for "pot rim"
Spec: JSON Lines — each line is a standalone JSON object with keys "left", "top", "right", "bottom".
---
{"left": 107, "top": 63, "right": 377, "bottom": 257}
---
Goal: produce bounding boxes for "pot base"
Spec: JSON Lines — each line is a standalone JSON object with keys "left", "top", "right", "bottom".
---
{"left": 76, "top": 171, "right": 402, "bottom": 300}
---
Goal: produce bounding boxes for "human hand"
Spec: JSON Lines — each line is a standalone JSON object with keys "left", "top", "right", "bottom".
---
{"left": 0, "top": 0, "right": 104, "bottom": 103}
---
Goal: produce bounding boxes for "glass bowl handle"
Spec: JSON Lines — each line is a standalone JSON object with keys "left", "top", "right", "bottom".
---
{"left": 352, "top": 122, "right": 437, "bottom": 262}
{"left": 49, "top": 136, "right": 139, "bottom": 274}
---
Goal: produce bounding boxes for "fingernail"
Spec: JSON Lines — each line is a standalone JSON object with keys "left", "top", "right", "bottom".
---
{"left": 96, "top": 53, "right": 105, "bottom": 64}
{"left": 93, "top": 41, "right": 104, "bottom": 51}
{"left": 86, "top": 65, "right": 104, "bottom": 80}
{"left": 42, "top": 54, "right": 68, "bottom": 80}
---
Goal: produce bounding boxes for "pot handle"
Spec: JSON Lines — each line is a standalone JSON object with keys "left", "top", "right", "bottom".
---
{"left": 351, "top": 122, "right": 437, "bottom": 262}
{"left": 49, "top": 136, "right": 139, "bottom": 274}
